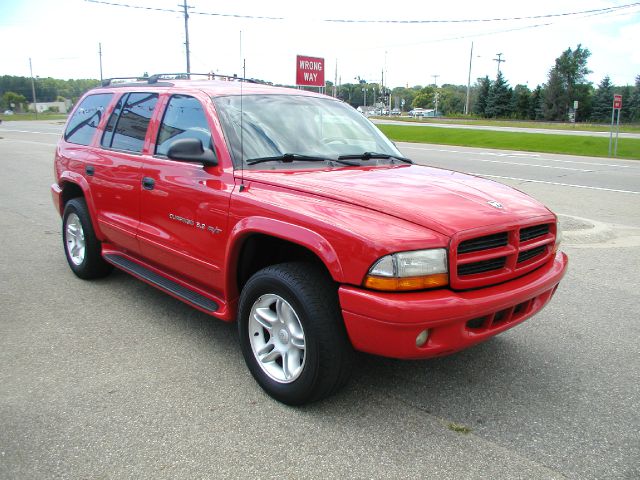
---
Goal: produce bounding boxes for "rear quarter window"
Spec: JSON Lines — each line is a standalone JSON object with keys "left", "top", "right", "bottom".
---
{"left": 64, "top": 93, "right": 113, "bottom": 146}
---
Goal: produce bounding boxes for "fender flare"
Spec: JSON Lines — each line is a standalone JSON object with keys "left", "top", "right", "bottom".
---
{"left": 58, "top": 171, "right": 106, "bottom": 241}
{"left": 224, "top": 216, "right": 344, "bottom": 300}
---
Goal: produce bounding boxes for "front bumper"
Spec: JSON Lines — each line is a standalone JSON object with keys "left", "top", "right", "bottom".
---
{"left": 339, "top": 251, "right": 568, "bottom": 359}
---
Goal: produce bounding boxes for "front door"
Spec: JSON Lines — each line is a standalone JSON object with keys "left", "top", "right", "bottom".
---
{"left": 137, "top": 94, "right": 233, "bottom": 294}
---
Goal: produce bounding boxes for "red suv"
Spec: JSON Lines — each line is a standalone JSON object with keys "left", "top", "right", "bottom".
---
{"left": 52, "top": 75, "right": 568, "bottom": 404}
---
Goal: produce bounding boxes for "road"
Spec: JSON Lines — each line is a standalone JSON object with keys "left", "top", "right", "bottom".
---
{"left": 373, "top": 119, "right": 640, "bottom": 139}
{"left": 1, "top": 122, "right": 639, "bottom": 479}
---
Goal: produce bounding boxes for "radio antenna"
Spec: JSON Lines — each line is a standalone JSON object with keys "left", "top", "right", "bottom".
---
{"left": 239, "top": 30, "right": 245, "bottom": 192}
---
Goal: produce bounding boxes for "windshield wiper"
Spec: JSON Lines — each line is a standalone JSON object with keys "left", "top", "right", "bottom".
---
{"left": 246, "top": 153, "right": 332, "bottom": 165}
{"left": 337, "top": 152, "right": 413, "bottom": 164}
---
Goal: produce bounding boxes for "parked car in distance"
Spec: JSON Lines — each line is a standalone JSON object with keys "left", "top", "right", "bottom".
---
{"left": 51, "top": 74, "right": 568, "bottom": 405}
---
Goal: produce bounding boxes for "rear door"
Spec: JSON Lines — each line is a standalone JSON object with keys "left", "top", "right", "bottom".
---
{"left": 137, "top": 92, "right": 233, "bottom": 294}
{"left": 89, "top": 91, "right": 159, "bottom": 252}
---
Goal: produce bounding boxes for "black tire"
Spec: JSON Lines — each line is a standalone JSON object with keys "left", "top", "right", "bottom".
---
{"left": 238, "top": 262, "right": 353, "bottom": 405}
{"left": 62, "top": 198, "right": 113, "bottom": 279}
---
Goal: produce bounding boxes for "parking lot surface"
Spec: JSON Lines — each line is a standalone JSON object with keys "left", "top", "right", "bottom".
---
{"left": 1, "top": 122, "right": 638, "bottom": 479}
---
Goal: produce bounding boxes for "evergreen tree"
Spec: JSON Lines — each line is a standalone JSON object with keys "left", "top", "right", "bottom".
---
{"left": 529, "top": 86, "right": 544, "bottom": 120}
{"left": 473, "top": 76, "right": 491, "bottom": 116}
{"left": 591, "top": 76, "right": 615, "bottom": 122}
{"left": 628, "top": 75, "right": 640, "bottom": 122}
{"left": 543, "top": 67, "right": 567, "bottom": 121}
{"left": 618, "top": 85, "right": 633, "bottom": 123}
{"left": 511, "top": 84, "right": 531, "bottom": 120}
{"left": 485, "top": 72, "right": 512, "bottom": 118}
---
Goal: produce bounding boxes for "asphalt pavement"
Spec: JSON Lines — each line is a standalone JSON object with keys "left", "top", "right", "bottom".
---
{"left": 1, "top": 122, "right": 639, "bottom": 479}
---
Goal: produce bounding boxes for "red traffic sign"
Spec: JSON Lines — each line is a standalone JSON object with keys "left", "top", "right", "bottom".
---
{"left": 296, "top": 55, "right": 324, "bottom": 87}
{"left": 613, "top": 94, "right": 622, "bottom": 109}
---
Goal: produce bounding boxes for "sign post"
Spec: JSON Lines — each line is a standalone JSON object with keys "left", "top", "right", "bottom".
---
{"left": 608, "top": 95, "right": 622, "bottom": 157}
{"left": 296, "top": 55, "right": 325, "bottom": 91}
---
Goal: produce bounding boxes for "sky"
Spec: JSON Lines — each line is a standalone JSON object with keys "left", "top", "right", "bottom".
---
{"left": 0, "top": 0, "right": 639, "bottom": 89}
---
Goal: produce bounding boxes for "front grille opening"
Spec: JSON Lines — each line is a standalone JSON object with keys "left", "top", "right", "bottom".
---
{"left": 458, "top": 257, "right": 506, "bottom": 276}
{"left": 513, "top": 300, "right": 530, "bottom": 317}
{"left": 517, "top": 245, "right": 547, "bottom": 263}
{"left": 493, "top": 309, "right": 510, "bottom": 325}
{"left": 520, "top": 224, "right": 550, "bottom": 242}
{"left": 458, "top": 232, "right": 508, "bottom": 254}
{"left": 466, "top": 317, "right": 486, "bottom": 330}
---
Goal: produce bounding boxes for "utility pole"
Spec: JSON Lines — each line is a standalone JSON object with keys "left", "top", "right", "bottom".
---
{"left": 98, "top": 43, "right": 103, "bottom": 82}
{"left": 432, "top": 75, "right": 439, "bottom": 116}
{"left": 494, "top": 53, "right": 505, "bottom": 75}
{"left": 180, "top": 0, "right": 192, "bottom": 75}
{"left": 29, "top": 57, "right": 37, "bottom": 119}
{"left": 465, "top": 41, "right": 474, "bottom": 115}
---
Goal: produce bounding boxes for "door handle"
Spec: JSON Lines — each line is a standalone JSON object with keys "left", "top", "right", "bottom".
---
{"left": 142, "top": 177, "right": 155, "bottom": 190}
{"left": 85, "top": 165, "right": 95, "bottom": 176}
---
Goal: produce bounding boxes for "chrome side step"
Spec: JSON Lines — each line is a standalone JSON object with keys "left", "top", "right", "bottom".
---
{"left": 104, "top": 254, "right": 219, "bottom": 313}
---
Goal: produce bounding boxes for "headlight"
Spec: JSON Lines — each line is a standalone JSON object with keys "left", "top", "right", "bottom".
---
{"left": 364, "top": 248, "right": 448, "bottom": 291}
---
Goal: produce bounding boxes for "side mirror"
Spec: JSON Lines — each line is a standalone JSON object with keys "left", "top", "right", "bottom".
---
{"left": 167, "top": 138, "right": 217, "bottom": 166}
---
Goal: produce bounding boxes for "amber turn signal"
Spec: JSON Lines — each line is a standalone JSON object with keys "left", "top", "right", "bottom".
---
{"left": 363, "top": 273, "right": 449, "bottom": 291}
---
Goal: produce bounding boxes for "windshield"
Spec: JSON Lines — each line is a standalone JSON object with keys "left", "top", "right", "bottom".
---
{"left": 213, "top": 94, "right": 403, "bottom": 169}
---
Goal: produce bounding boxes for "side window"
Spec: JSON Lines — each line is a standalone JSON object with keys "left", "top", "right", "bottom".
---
{"left": 64, "top": 93, "right": 113, "bottom": 146}
{"left": 156, "top": 95, "right": 212, "bottom": 156}
{"left": 109, "top": 93, "right": 158, "bottom": 153}
{"left": 101, "top": 94, "right": 125, "bottom": 148}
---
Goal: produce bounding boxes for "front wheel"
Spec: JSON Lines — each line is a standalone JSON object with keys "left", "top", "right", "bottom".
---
{"left": 238, "top": 262, "right": 352, "bottom": 405}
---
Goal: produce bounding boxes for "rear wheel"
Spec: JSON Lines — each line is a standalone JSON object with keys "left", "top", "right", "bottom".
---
{"left": 62, "top": 198, "right": 113, "bottom": 279}
{"left": 238, "top": 262, "right": 352, "bottom": 405}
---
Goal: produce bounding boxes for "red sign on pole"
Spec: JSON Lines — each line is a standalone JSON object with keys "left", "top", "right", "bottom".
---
{"left": 613, "top": 94, "right": 622, "bottom": 109}
{"left": 296, "top": 55, "right": 324, "bottom": 87}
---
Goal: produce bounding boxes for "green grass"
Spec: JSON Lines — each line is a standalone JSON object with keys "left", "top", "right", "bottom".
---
{"left": 379, "top": 124, "right": 640, "bottom": 160}
{"left": 447, "top": 423, "right": 472, "bottom": 434}
{"left": 0, "top": 113, "right": 68, "bottom": 122}
{"left": 375, "top": 116, "right": 640, "bottom": 134}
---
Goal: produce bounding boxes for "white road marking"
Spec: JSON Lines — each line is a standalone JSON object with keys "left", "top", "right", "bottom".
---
{"left": 0, "top": 139, "right": 56, "bottom": 146}
{"left": 0, "top": 128, "right": 60, "bottom": 136}
{"left": 455, "top": 158, "right": 593, "bottom": 172}
{"left": 470, "top": 173, "right": 640, "bottom": 195}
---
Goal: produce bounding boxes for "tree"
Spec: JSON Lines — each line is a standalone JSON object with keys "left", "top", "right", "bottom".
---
{"left": 529, "top": 86, "right": 544, "bottom": 120}
{"left": 438, "top": 84, "right": 466, "bottom": 115}
{"left": 1, "top": 91, "right": 27, "bottom": 111}
{"left": 591, "top": 76, "right": 614, "bottom": 122}
{"left": 412, "top": 86, "right": 436, "bottom": 109}
{"left": 511, "top": 84, "right": 531, "bottom": 119}
{"left": 617, "top": 84, "right": 633, "bottom": 123}
{"left": 629, "top": 75, "right": 640, "bottom": 122}
{"left": 473, "top": 76, "right": 491, "bottom": 116}
{"left": 555, "top": 44, "right": 592, "bottom": 116}
{"left": 543, "top": 67, "right": 568, "bottom": 121}
{"left": 485, "top": 71, "right": 512, "bottom": 118}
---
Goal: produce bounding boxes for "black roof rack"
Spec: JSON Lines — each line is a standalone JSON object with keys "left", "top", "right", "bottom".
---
{"left": 101, "top": 76, "right": 149, "bottom": 87}
{"left": 100, "top": 73, "right": 262, "bottom": 88}
{"left": 147, "top": 72, "right": 259, "bottom": 84}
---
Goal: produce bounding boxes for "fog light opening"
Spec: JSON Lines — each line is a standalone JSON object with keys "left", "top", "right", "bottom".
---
{"left": 416, "top": 329, "right": 430, "bottom": 348}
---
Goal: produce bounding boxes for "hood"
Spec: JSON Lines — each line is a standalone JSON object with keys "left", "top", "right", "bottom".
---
{"left": 242, "top": 165, "right": 552, "bottom": 237}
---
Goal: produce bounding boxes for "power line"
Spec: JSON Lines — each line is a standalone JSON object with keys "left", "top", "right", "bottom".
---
{"left": 322, "top": 3, "right": 640, "bottom": 24}
{"left": 84, "top": 0, "right": 640, "bottom": 24}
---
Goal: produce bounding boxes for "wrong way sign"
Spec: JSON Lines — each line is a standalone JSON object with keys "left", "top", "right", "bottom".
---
{"left": 613, "top": 94, "right": 622, "bottom": 109}
{"left": 296, "top": 55, "right": 324, "bottom": 87}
